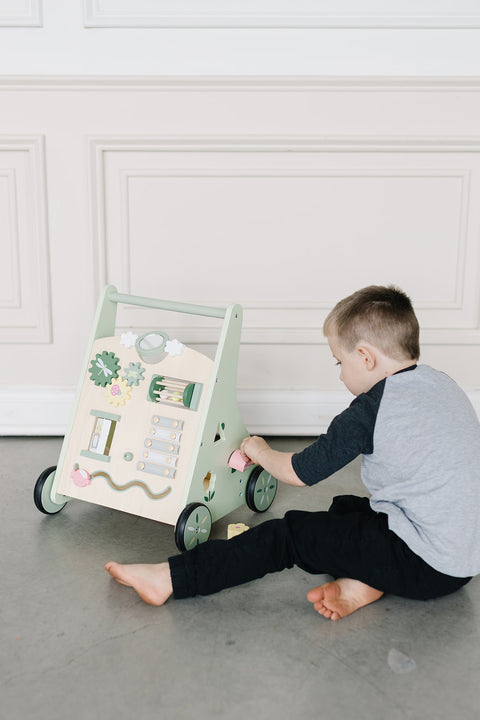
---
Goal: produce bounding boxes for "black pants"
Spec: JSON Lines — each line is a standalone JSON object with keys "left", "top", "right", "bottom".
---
{"left": 168, "top": 496, "right": 471, "bottom": 601}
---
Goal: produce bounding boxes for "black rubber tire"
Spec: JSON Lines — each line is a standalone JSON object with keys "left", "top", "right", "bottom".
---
{"left": 174, "top": 502, "right": 212, "bottom": 552}
{"left": 245, "top": 466, "right": 278, "bottom": 513}
{"left": 34, "top": 466, "right": 66, "bottom": 515}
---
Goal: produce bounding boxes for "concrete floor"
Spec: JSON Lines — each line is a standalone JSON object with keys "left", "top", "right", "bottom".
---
{"left": 1, "top": 436, "right": 479, "bottom": 720}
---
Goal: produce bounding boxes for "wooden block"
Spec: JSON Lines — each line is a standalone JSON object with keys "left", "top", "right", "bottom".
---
{"left": 227, "top": 522, "right": 250, "bottom": 539}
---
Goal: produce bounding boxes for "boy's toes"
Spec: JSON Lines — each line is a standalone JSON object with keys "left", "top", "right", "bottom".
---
{"left": 307, "top": 585, "right": 325, "bottom": 603}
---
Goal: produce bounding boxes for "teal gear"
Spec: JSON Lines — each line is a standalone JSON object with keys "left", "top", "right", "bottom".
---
{"left": 122, "top": 361, "right": 145, "bottom": 387}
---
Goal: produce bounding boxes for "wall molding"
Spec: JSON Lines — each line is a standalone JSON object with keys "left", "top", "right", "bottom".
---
{"left": 90, "top": 134, "right": 480, "bottom": 345}
{"left": 83, "top": 0, "right": 480, "bottom": 29}
{"left": 0, "top": 167, "right": 21, "bottom": 308}
{"left": 3, "top": 385, "right": 480, "bottom": 436}
{"left": 0, "top": 386, "right": 365, "bottom": 436}
{"left": 0, "top": 135, "right": 51, "bottom": 343}
{"left": 89, "top": 134, "right": 480, "bottom": 153}
{"left": 0, "top": 0, "right": 42, "bottom": 27}
{"left": 2, "top": 76, "right": 480, "bottom": 93}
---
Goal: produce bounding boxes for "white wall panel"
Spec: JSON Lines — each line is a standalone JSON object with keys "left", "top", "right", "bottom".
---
{"left": 0, "top": 137, "right": 51, "bottom": 343}
{"left": 84, "top": 0, "right": 480, "bottom": 28}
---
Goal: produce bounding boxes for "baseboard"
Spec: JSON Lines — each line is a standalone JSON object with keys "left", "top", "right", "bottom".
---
{"left": 0, "top": 386, "right": 352, "bottom": 437}
{"left": 2, "top": 386, "right": 480, "bottom": 437}
{"left": 0, "top": 387, "right": 76, "bottom": 436}
{"left": 238, "top": 389, "right": 352, "bottom": 436}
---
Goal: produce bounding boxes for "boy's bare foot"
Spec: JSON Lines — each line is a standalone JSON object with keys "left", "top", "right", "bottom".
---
{"left": 307, "top": 578, "right": 384, "bottom": 621}
{"left": 105, "top": 561, "right": 173, "bottom": 606}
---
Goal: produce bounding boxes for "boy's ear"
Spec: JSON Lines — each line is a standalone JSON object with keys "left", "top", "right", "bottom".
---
{"left": 357, "top": 344, "right": 376, "bottom": 370}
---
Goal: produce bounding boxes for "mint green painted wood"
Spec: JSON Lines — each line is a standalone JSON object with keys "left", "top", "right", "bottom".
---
{"left": 182, "top": 303, "right": 254, "bottom": 522}
{"left": 108, "top": 290, "right": 227, "bottom": 319}
{"left": 90, "top": 409, "right": 122, "bottom": 422}
{"left": 80, "top": 450, "right": 111, "bottom": 463}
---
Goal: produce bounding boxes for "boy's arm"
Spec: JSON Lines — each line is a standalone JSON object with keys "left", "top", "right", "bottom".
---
{"left": 240, "top": 436, "right": 306, "bottom": 487}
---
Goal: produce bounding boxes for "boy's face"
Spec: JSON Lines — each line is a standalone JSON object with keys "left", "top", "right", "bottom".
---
{"left": 327, "top": 334, "right": 374, "bottom": 396}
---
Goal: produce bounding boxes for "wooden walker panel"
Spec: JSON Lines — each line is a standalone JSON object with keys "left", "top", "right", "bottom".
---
{"left": 52, "top": 287, "right": 257, "bottom": 528}
{"left": 56, "top": 335, "right": 213, "bottom": 525}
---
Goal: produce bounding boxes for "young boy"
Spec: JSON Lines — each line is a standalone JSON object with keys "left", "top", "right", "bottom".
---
{"left": 105, "top": 286, "right": 480, "bottom": 620}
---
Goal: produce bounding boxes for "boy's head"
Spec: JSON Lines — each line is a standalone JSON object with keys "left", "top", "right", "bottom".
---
{"left": 324, "top": 285, "right": 420, "bottom": 363}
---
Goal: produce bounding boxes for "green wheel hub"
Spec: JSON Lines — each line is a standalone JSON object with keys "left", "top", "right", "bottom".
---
{"left": 175, "top": 503, "right": 212, "bottom": 552}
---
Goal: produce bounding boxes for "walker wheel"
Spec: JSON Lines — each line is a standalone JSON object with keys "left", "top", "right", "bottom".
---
{"left": 175, "top": 502, "right": 212, "bottom": 552}
{"left": 245, "top": 466, "right": 278, "bottom": 513}
{"left": 34, "top": 466, "right": 68, "bottom": 515}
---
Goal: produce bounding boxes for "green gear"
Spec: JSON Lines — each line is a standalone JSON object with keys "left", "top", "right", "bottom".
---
{"left": 122, "top": 361, "right": 145, "bottom": 387}
{"left": 88, "top": 351, "right": 121, "bottom": 387}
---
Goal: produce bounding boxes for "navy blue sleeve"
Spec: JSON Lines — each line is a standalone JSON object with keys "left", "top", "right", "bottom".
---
{"left": 291, "top": 379, "right": 385, "bottom": 486}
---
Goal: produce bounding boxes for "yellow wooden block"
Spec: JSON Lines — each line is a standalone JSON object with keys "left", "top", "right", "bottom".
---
{"left": 227, "top": 522, "right": 250, "bottom": 539}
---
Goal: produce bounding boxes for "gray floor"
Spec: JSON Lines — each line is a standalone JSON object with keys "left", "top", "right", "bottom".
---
{"left": 1, "top": 436, "right": 479, "bottom": 720}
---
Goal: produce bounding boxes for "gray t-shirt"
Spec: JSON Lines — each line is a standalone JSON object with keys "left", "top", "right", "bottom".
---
{"left": 292, "top": 364, "right": 480, "bottom": 577}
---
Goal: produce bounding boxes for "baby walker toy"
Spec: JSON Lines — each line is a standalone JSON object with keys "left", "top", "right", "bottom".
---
{"left": 34, "top": 286, "right": 278, "bottom": 551}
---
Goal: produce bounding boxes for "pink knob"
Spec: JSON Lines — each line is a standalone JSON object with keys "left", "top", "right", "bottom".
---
{"left": 228, "top": 449, "right": 253, "bottom": 472}
{"left": 71, "top": 466, "right": 91, "bottom": 487}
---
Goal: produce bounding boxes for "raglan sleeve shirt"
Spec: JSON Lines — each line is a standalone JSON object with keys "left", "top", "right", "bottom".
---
{"left": 291, "top": 365, "right": 480, "bottom": 578}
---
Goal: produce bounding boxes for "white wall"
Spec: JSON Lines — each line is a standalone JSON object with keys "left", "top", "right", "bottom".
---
{"left": 2, "top": 1, "right": 480, "bottom": 75}
{"left": 2, "top": 1, "right": 480, "bottom": 435}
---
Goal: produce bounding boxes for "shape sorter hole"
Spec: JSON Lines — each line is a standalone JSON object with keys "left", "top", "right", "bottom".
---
{"left": 203, "top": 472, "right": 216, "bottom": 492}
{"left": 214, "top": 422, "right": 226, "bottom": 443}
{"left": 203, "top": 471, "right": 216, "bottom": 501}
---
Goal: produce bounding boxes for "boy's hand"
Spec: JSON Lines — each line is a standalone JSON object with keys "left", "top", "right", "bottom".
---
{"left": 240, "top": 436, "right": 270, "bottom": 466}
{"left": 240, "top": 435, "right": 306, "bottom": 487}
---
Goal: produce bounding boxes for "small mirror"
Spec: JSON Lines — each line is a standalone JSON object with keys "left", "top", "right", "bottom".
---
{"left": 136, "top": 331, "right": 169, "bottom": 363}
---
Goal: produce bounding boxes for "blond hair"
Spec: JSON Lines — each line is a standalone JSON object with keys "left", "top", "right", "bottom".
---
{"left": 323, "top": 285, "right": 420, "bottom": 361}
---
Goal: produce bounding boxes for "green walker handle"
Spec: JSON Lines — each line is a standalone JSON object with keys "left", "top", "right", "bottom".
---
{"left": 107, "top": 289, "right": 227, "bottom": 320}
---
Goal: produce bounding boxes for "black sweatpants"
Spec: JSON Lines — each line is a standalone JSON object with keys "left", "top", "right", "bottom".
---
{"left": 168, "top": 496, "right": 471, "bottom": 601}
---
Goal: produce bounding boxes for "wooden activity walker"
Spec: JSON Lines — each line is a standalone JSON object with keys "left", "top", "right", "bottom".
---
{"left": 34, "top": 286, "right": 278, "bottom": 551}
